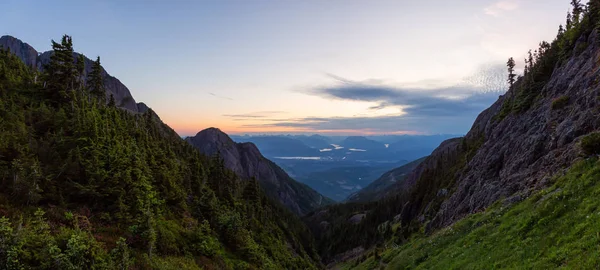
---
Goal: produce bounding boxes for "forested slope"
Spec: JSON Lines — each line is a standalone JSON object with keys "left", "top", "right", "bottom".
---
{"left": 0, "top": 37, "right": 320, "bottom": 269}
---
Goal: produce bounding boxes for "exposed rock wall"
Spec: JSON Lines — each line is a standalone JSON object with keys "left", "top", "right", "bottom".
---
{"left": 399, "top": 29, "right": 600, "bottom": 231}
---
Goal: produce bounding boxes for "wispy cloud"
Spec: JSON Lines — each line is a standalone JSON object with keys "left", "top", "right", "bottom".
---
{"left": 209, "top": 92, "right": 234, "bottom": 100}
{"left": 484, "top": 0, "right": 519, "bottom": 17}
{"left": 223, "top": 111, "right": 287, "bottom": 119}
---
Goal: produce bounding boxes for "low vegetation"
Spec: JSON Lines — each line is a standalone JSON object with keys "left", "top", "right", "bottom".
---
{"left": 551, "top": 95, "right": 570, "bottom": 110}
{"left": 345, "top": 157, "right": 600, "bottom": 269}
{"left": 581, "top": 132, "right": 600, "bottom": 156}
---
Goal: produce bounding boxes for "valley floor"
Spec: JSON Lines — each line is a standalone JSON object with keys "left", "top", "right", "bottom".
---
{"left": 342, "top": 158, "right": 600, "bottom": 269}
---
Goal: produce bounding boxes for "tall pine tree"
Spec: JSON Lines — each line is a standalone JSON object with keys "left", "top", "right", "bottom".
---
{"left": 44, "top": 35, "right": 76, "bottom": 104}
{"left": 571, "top": 0, "right": 583, "bottom": 24}
{"left": 506, "top": 57, "right": 516, "bottom": 87}
{"left": 588, "top": 0, "right": 600, "bottom": 25}
{"left": 76, "top": 54, "right": 85, "bottom": 90}
{"left": 89, "top": 56, "right": 105, "bottom": 102}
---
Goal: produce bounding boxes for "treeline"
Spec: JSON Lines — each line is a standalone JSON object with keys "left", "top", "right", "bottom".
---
{"left": 500, "top": 0, "right": 600, "bottom": 117}
{"left": 0, "top": 37, "right": 319, "bottom": 269}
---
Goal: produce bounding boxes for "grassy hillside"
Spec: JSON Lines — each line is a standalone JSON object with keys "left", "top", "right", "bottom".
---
{"left": 342, "top": 156, "right": 600, "bottom": 269}
{"left": 0, "top": 39, "right": 319, "bottom": 269}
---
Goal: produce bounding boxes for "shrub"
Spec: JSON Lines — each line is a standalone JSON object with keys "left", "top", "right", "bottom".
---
{"left": 551, "top": 95, "right": 570, "bottom": 110}
{"left": 581, "top": 132, "right": 600, "bottom": 156}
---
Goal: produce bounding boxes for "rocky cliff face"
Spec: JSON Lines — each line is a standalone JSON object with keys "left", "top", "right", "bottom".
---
{"left": 186, "top": 128, "right": 333, "bottom": 216}
{"left": 0, "top": 35, "right": 144, "bottom": 112}
{"left": 393, "top": 28, "right": 600, "bottom": 231}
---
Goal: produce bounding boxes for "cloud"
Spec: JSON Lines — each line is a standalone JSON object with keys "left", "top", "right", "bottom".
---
{"left": 209, "top": 92, "right": 233, "bottom": 100}
{"left": 484, "top": 0, "right": 519, "bottom": 17}
{"left": 223, "top": 111, "right": 287, "bottom": 119}
{"left": 242, "top": 65, "right": 507, "bottom": 134}
{"left": 307, "top": 66, "right": 506, "bottom": 118}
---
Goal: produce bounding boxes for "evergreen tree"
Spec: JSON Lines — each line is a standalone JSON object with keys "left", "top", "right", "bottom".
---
{"left": 567, "top": 11, "right": 573, "bottom": 30}
{"left": 571, "top": 0, "right": 583, "bottom": 23}
{"left": 527, "top": 50, "right": 534, "bottom": 74}
{"left": 588, "top": 0, "right": 600, "bottom": 24}
{"left": 44, "top": 35, "right": 76, "bottom": 104}
{"left": 506, "top": 57, "right": 516, "bottom": 87}
{"left": 76, "top": 54, "right": 85, "bottom": 90}
{"left": 558, "top": 24, "right": 565, "bottom": 37}
{"left": 108, "top": 94, "right": 116, "bottom": 107}
{"left": 89, "top": 56, "right": 105, "bottom": 102}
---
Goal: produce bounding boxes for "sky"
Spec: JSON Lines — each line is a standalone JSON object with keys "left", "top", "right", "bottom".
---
{"left": 1, "top": 0, "right": 574, "bottom": 136}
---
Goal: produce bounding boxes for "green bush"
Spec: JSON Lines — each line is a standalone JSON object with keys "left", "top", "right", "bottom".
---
{"left": 581, "top": 132, "right": 600, "bottom": 156}
{"left": 551, "top": 95, "right": 570, "bottom": 110}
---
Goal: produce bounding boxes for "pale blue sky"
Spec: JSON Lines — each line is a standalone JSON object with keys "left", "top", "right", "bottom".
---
{"left": 1, "top": 0, "right": 574, "bottom": 135}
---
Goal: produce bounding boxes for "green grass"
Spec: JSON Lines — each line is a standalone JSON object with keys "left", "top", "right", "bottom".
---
{"left": 345, "top": 158, "right": 600, "bottom": 269}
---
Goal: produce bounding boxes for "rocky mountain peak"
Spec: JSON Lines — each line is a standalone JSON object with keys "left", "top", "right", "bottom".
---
{"left": 186, "top": 128, "right": 333, "bottom": 215}
{"left": 0, "top": 35, "right": 39, "bottom": 68}
{"left": 188, "top": 127, "right": 236, "bottom": 154}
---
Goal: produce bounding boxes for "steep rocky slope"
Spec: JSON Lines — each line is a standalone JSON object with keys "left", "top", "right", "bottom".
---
{"left": 0, "top": 35, "right": 143, "bottom": 112}
{"left": 346, "top": 157, "right": 426, "bottom": 202}
{"left": 186, "top": 128, "right": 334, "bottom": 216}
{"left": 308, "top": 7, "right": 600, "bottom": 264}
{"left": 353, "top": 20, "right": 600, "bottom": 234}
{"left": 423, "top": 29, "right": 600, "bottom": 230}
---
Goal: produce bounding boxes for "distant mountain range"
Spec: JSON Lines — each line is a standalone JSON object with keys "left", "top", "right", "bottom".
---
{"left": 186, "top": 128, "right": 334, "bottom": 215}
{"left": 230, "top": 134, "right": 458, "bottom": 161}
{"left": 229, "top": 134, "right": 456, "bottom": 201}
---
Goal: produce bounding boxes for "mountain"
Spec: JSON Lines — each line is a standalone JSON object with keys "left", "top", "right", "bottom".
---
{"left": 0, "top": 37, "right": 322, "bottom": 268}
{"left": 226, "top": 134, "right": 450, "bottom": 202}
{"left": 186, "top": 128, "right": 333, "bottom": 215}
{"left": 0, "top": 35, "right": 144, "bottom": 112}
{"left": 346, "top": 157, "right": 426, "bottom": 202}
{"left": 293, "top": 134, "right": 333, "bottom": 149}
{"left": 308, "top": 5, "right": 600, "bottom": 266}
{"left": 387, "top": 134, "right": 457, "bottom": 161}
{"left": 340, "top": 136, "right": 386, "bottom": 151}
{"left": 230, "top": 135, "right": 320, "bottom": 157}
{"left": 290, "top": 161, "right": 407, "bottom": 202}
